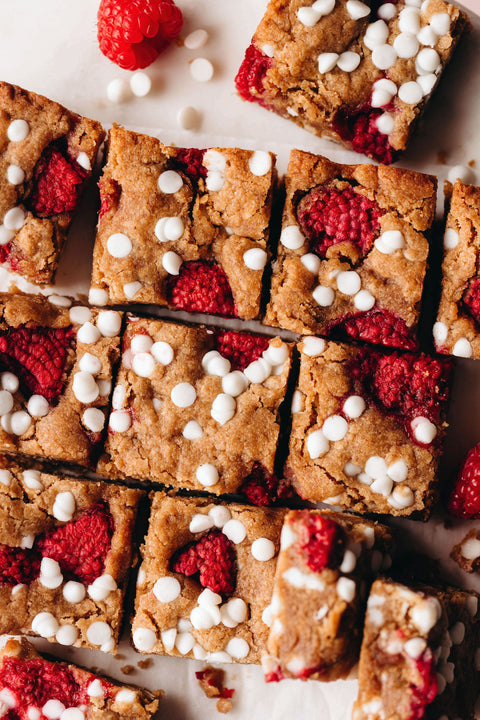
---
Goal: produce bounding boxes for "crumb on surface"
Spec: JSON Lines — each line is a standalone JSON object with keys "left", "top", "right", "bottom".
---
{"left": 196, "top": 667, "right": 234, "bottom": 712}
{"left": 120, "top": 664, "right": 135, "bottom": 675}
{"left": 137, "top": 658, "right": 153, "bottom": 670}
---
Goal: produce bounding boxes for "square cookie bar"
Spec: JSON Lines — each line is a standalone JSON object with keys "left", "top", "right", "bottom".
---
{"left": 262, "top": 509, "right": 394, "bottom": 682}
{"left": 89, "top": 124, "right": 276, "bottom": 320}
{"left": 235, "top": 0, "right": 468, "bottom": 164}
{"left": 0, "top": 465, "right": 143, "bottom": 652}
{"left": 132, "top": 493, "right": 286, "bottom": 664}
{"left": 0, "top": 638, "right": 159, "bottom": 719}
{"left": 99, "top": 315, "right": 292, "bottom": 498}
{"left": 0, "top": 292, "right": 122, "bottom": 467}
{"left": 265, "top": 150, "right": 436, "bottom": 349}
{"left": 434, "top": 180, "right": 480, "bottom": 359}
{"left": 0, "top": 81, "right": 104, "bottom": 283}
{"left": 285, "top": 336, "right": 452, "bottom": 516}
{"left": 353, "top": 578, "right": 480, "bottom": 720}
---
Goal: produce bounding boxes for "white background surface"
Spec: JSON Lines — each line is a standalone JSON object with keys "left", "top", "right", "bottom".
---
{"left": 0, "top": 1, "right": 480, "bottom": 718}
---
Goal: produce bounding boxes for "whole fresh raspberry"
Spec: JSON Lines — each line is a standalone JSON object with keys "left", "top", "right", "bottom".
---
{"left": 235, "top": 43, "right": 273, "bottom": 106}
{"left": 333, "top": 107, "right": 396, "bottom": 164}
{"left": 97, "top": 0, "right": 183, "bottom": 71}
{"left": 448, "top": 442, "right": 480, "bottom": 518}
{"left": 0, "top": 545, "right": 40, "bottom": 586}
{"left": 296, "top": 185, "right": 383, "bottom": 258}
{"left": 0, "top": 326, "right": 74, "bottom": 402}
{"left": 35, "top": 503, "right": 114, "bottom": 584}
{"left": 171, "top": 529, "right": 237, "bottom": 595}
{"left": 172, "top": 148, "right": 207, "bottom": 182}
{"left": 326, "top": 309, "right": 418, "bottom": 351}
{"left": 29, "top": 144, "right": 88, "bottom": 217}
{"left": 214, "top": 331, "right": 270, "bottom": 371}
{"left": 408, "top": 649, "right": 438, "bottom": 720}
{"left": 297, "top": 511, "right": 343, "bottom": 573}
{"left": 463, "top": 277, "right": 480, "bottom": 325}
{"left": 0, "top": 656, "right": 81, "bottom": 709}
{"left": 167, "top": 261, "right": 236, "bottom": 317}
{"left": 352, "top": 351, "right": 451, "bottom": 430}
{"left": 240, "top": 463, "right": 295, "bottom": 506}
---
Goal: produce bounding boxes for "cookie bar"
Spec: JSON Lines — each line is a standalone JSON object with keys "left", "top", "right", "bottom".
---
{"left": 0, "top": 292, "right": 122, "bottom": 467}
{"left": 89, "top": 124, "right": 276, "bottom": 320}
{"left": 450, "top": 528, "right": 480, "bottom": 573}
{"left": 264, "top": 150, "right": 436, "bottom": 349}
{"left": 0, "top": 637, "right": 159, "bottom": 719}
{"left": 0, "top": 465, "right": 143, "bottom": 652}
{"left": 284, "top": 337, "right": 452, "bottom": 516}
{"left": 132, "top": 492, "right": 286, "bottom": 664}
{"left": 353, "top": 578, "right": 480, "bottom": 720}
{"left": 98, "top": 315, "right": 292, "bottom": 498}
{"left": 434, "top": 180, "right": 480, "bottom": 359}
{"left": 262, "top": 509, "right": 394, "bottom": 682}
{"left": 0, "top": 81, "right": 104, "bottom": 283}
{"left": 235, "top": 0, "right": 468, "bottom": 164}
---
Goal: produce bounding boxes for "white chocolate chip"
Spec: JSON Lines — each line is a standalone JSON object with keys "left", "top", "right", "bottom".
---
{"left": 375, "top": 230, "right": 405, "bottom": 254}
{"left": 302, "top": 337, "right": 326, "bottom": 356}
{"left": 399, "top": 6, "right": 421, "bottom": 33}
{"left": 196, "top": 463, "right": 218, "bottom": 487}
{"left": 133, "top": 627, "right": 157, "bottom": 652}
{"left": 32, "top": 612, "right": 59, "bottom": 638}
{"left": 417, "top": 47, "right": 441, "bottom": 73}
{"left": 175, "top": 632, "right": 195, "bottom": 654}
{"left": 132, "top": 352, "right": 156, "bottom": 378}
{"left": 251, "top": 538, "right": 275, "bottom": 561}
{"left": 344, "top": 462, "right": 361, "bottom": 476}
{"left": 371, "top": 78, "right": 397, "bottom": 107}
{"left": 411, "top": 598, "right": 441, "bottom": 634}
{"left": 343, "top": 395, "right": 366, "bottom": 419}
{"left": 432, "top": 321, "right": 448, "bottom": 345}
{"left": 158, "top": 170, "right": 183, "bottom": 194}
{"left": 411, "top": 416, "right": 437, "bottom": 444}
{"left": 387, "top": 459, "right": 408, "bottom": 483}
{"left": 7, "top": 119, "right": 30, "bottom": 142}
{"left": 106, "top": 78, "right": 131, "bottom": 103}
{"left": 211, "top": 393, "right": 236, "bottom": 425}
{"left": 109, "top": 409, "right": 131, "bottom": 432}
{"left": 184, "top": 28, "right": 209, "bottom": 49}
{"left": 43, "top": 700, "right": 66, "bottom": 718}
{"left": 372, "top": 44, "right": 398, "bottom": 70}
{"left": 130, "top": 71, "right": 152, "bottom": 97}
{"left": 354, "top": 289, "right": 375, "bottom": 311}
{"left": 107, "top": 232, "right": 132, "bottom": 258}
{"left": 7, "top": 165, "right": 25, "bottom": 185}
{"left": 376, "top": 112, "right": 395, "bottom": 135}
{"left": 306, "top": 428, "right": 329, "bottom": 458}
{"left": 39, "top": 557, "right": 63, "bottom": 589}
{"left": 222, "top": 371, "right": 248, "bottom": 397}
{"left": 346, "top": 0, "right": 370, "bottom": 19}
{"left": 209, "top": 505, "right": 231, "bottom": 527}
{"left": 0, "top": 469, "right": 11, "bottom": 486}
{"left": 450, "top": 621, "right": 465, "bottom": 645}
{"left": 86, "top": 621, "right": 114, "bottom": 648}
{"left": 88, "top": 574, "right": 117, "bottom": 601}
{"left": 171, "top": 382, "right": 196, "bottom": 407}
{"left": 388, "top": 485, "right": 415, "bottom": 509}
{"left": 317, "top": 52, "right": 339, "bottom": 73}
{"left": 153, "top": 576, "right": 181, "bottom": 603}
{"left": 190, "top": 57, "right": 214, "bottom": 82}
{"left": 322, "top": 415, "right": 348, "bottom": 441}
{"left": 226, "top": 637, "right": 249, "bottom": 659}
{"left": 461, "top": 537, "right": 480, "bottom": 560}
{"left": 77, "top": 322, "right": 101, "bottom": 345}
{"left": 337, "top": 51, "right": 361, "bottom": 72}
{"left": 88, "top": 288, "right": 109, "bottom": 307}
{"left": 177, "top": 106, "right": 201, "bottom": 130}
{"left": 4, "top": 207, "right": 26, "bottom": 231}
{"left": 183, "top": 420, "right": 203, "bottom": 440}
{"left": 301, "top": 253, "right": 321, "bottom": 273}
{"left": 378, "top": 3, "right": 397, "bottom": 20}
{"left": 244, "top": 358, "right": 271, "bottom": 384}
{"left": 97, "top": 310, "right": 122, "bottom": 337}
{"left": 72, "top": 371, "right": 100, "bottom": 404}
{"left": 337, "top": 270, "right": 361, "bottom": 295}
{"left": 55, "top": 624, "right": 79, "bottom": 647}
{"left": 365, "top": 20, "right": 389, "bottom": 50}
{"left": 405, "top": 637, "right": 427, "bottom": 659}
{"left": 63, "top": 581, "right": 86, "bottom": 603}
{"left": 337, "top": 577, "right": 356, "bottom": 602}
{"left": 82, "top": 407, "right": 105, "bottom": 433}
{"left": 248, "top": 151, "right": 272, "bottom": 176}
{"left": 398, "top": 81, "right": 423, "bottom": 104}
{"left": 444, "top": 227, "right": 459, "bottom": 249}
{"left": 151, "top": 341, "right": 174, "bottom": 365}
{"left": 280, "top": 225, "right": 305, "bottom": 250}
{"left": 223, "top": 518, "right": 247, "bottom": 544}
{"left": 202, "top": 350, "right": 231, "bottom": 377}
{"left": 243, "top": 247, "right": 268, "bottom": 270}
{"left": 161, "top": 628, "right": 177, "bottom": 651}
{"left": 0, "top": 390, "right": 13, "bottom": 415}
{"left": 297, "top": 6, "right": 322, "bottom": 26}
{"left": 394, "top": 32, "right": 419, "bottom": 58}
{"left": 340, "top": 549, "right": 357, "bottom": 573}
{"left": 79, "top": 352, "right": 102, "bottom": 375}
{"left": 76, "top": 151, "right": 91, "bottom": 171}
{"left": 189, "top": 513, "right": 214, "bottom": 533}
{"left": 312, "top": 285, "right": 335, "bottom": 307}
{"left": 53, "top": 491, "right": 75, "bottom": 522}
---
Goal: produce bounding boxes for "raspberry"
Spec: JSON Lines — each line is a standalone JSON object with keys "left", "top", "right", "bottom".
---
{"left": 97, "top": 0, "right": 183, "bottom": 71}
{"left": 0, "top": 326, "right": 74, "bottom": 402}
{"left": 463, "top": 277, "right": 480, "bottom": 325}
{"left": 352, "top": 351, "right": 451, "bottom": 432}
{"left": 326, "top": 309, "right": 418, "bottom": 351}
{"left": 29, "top": 144, "right": 88, "bottom": 217}
{"left": 171, "top": 529, "right": 237, "bottom": 595}
{"left": 297, "top": 511, "right": 343, "bottom": 573}
{"left": 99, "top": 178, "right": 121, "bottom": 218}
{"left": 167, "top": 261, "right": 236, "bottom": 317}
{"left": 214, "top": 331, "right": 269, "bottom": 371}
{"left": 333, "top": 107, "right": 396, "bottom": 164}
{"left": 172, "top": 148, "right": 207, "bottom": 182}
{"left": 240, "top": 463, "right": 295, "bottom": 506}
{"left": 264, "top": 665, "right": 285, "bottom": 683}
{"left": 195, "top": 668, "right": 234, "bottom": 700}
{"left": 235, "top": 43, "right": 273, "bottom": 106}
{"left": 448, "top": 442, "right": 480, "bottom": 518}
{"left": 0, "top": 545, "right": 40, "bottom": 586}
{"left": 0, "top": 245, "right": 11, "bottom": 265}
{"left": 408, "top": 650, "right": 438, "bottom": 720}
{"left": 296, "top": 186, "right": 382, "bottom": 258}
{"left": 0, "top": 656, "right": 81, "bottom": 709}
{"left": 35, "top": 503, "right": 114, "bottom": 584}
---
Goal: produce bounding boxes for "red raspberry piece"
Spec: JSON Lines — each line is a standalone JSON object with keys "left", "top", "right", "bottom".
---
{"left": 99, "top": 178, "right": 121, "bottom": 218}
{"left": 0, "top": 656, "right": 82, "bottom": 709}
{"left": 334, "top": 107, "right": 396, "bottom": 164}
{"left": 195, "top": 668, "right": 234, "bottom": 700}
{"left": 448, "top": 442, "right": 480, "bottom": 518}
{"left": 352, "top": 351, "right": 451, "bottom": 433}
{"left": 0, "top": 545, "right": 40, "bottom": 586}
{"left": 297, "top": 511, "right": 343, "bottom": 573}
{"left": 296, "top": 186, "right": 383, "bottom": 258}
{"left": 240, "top": 463, "right": 295, "bottom": 506}
{"left": 214, "top": 331, "right": 269, "bottom": 371}
{"left": 171, "top": 529, "right": 237, "bottom": 595}
{"left": 0, "top": 325, "right": 74, "bottom": 403}
{"left": 35, "top": 503, "right": 114, "bottom": 584}
{"left": 97, "top": 0, "right": 183, "bottom": 71}
{"left": 172, "top": 148, "right": 207, "bottom": 182}
{"left": 326, "top": 309, "right": 418, "bottom": 351}
{"left": 408, "top": 649, "right": 438, "bottom": 720}
{"left": 463, "top": 277, "right": 480, "bottom": 325}
{"left": 29, "top": 144, "right": 88, "bottom": 218}
{"left": 167, "top": 261, "right": 236, "bottom": 317}
{"left": 264, "top": 665, "right": 285, "bottom": 683}
{"left": 235, "top": 43, "right": 273, "bottom": 107}
{"left": 0, "top": 245, "right": 11, "bottom": 265}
